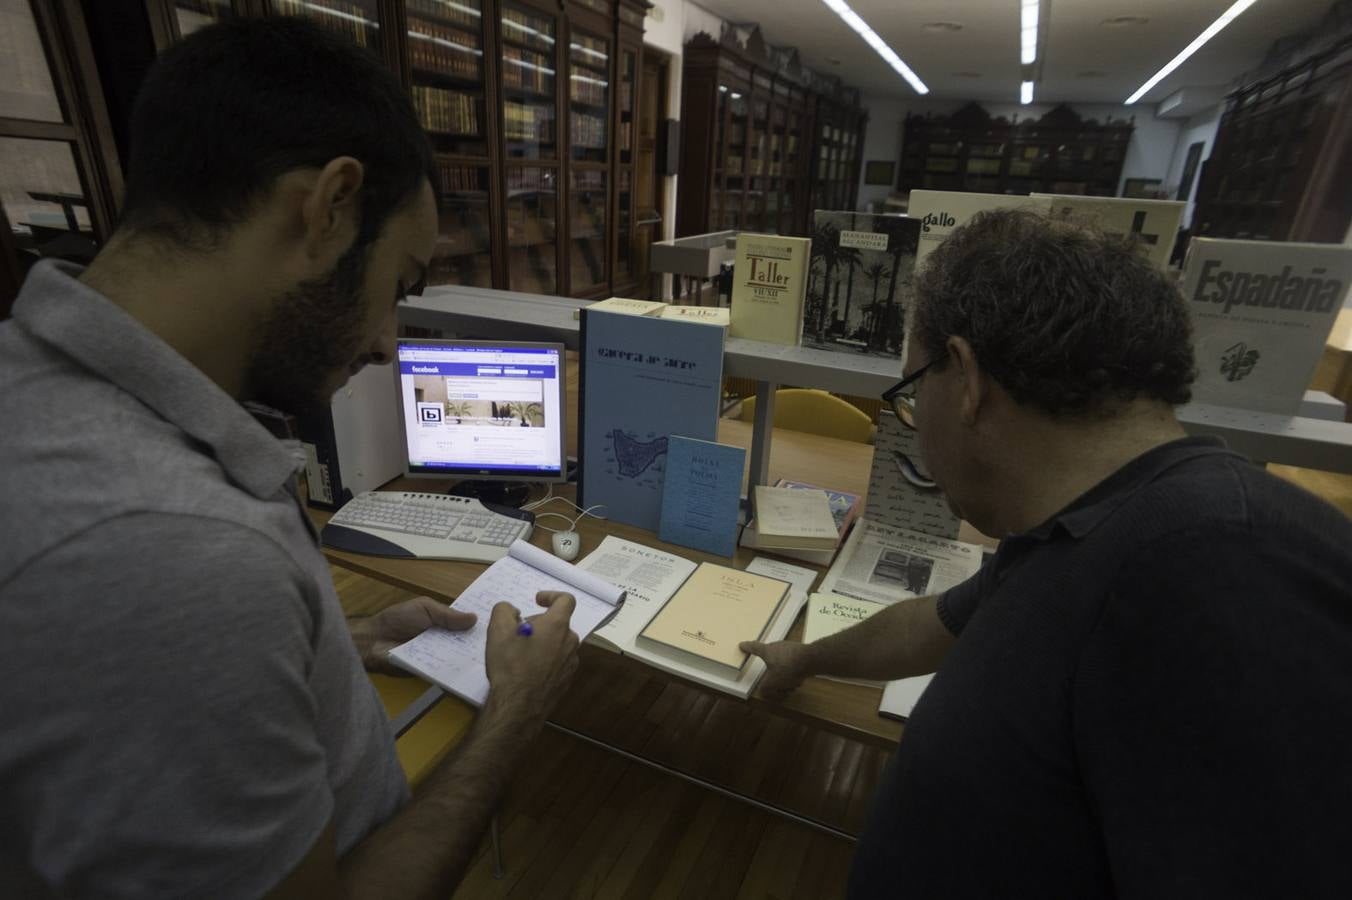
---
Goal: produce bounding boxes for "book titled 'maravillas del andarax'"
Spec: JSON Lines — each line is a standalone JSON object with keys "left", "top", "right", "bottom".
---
{"left": 1182, "top": 237, "right": 1350, "bottom": 416}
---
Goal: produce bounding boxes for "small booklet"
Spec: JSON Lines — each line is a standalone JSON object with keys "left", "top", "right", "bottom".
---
{"left": 802, "top": 592, "right": 887, "bottom": 688}
{"left": 751, "top": 485, "right": 838, "bottom": 551}
{"left": 802, "top": 592, "right": 886, "bottom": 644}
{"left": 878, "top": 675, "right": 935, "bottom": 722}
{"left": 387, "top": 540, "right": 626, "bottom": 706}
{"left": 820, "top": 518, "right": 983, "bottom": 606}
{"left": 658, "top": 436, "right": 745, "bottom": 558}
{"left": 638, "top": 562, "right": 791, "bottom": 673}
{"left": 579, "top": 535, "right": 699, "bottom": 651}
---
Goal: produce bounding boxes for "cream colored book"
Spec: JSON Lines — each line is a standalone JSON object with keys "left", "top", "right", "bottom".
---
{"left": 1032, "top": 194, "right": 1184, "bottom": 271}
{"left": 802, "top": 592, "right": 887, "bottom": 644}
{"left": 636, "top": 562, "right": 791, "bottom": 673}
{"left": 751, "top": 485, "right": 838, "bottom": 551}
{"left": 908, "top": 191, "right": 1053, "bottom": 265}
{"left": 728, "top": 234, "right": 812, "bottom": 345}
{"left": 803, "top": 592, "right": 887, "bottom": 688}
{"left": 572, "top": 297, "right": 667, "bottom": 320}
{"left": 661, "top": 305, "right": 730, "bottom": 326}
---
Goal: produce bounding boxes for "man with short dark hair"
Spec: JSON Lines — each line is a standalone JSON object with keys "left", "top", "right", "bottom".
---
{"left": 745, "top": 209, "right": 1352, "bottom": 898}
{"left": 0, "top": 19, "right": 577, "bottom": 898}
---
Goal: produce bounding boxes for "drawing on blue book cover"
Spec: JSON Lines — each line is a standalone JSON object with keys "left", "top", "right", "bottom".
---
{"left": 610, "top": 431, "right": 669, "bottom": 478}
{"left": 579, "top": 311, "right": 726, "bottom": 531}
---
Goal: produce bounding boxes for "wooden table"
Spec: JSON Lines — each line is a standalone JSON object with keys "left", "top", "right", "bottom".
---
{"left": 313, "top": 418, "right": 995, "bottom": 749}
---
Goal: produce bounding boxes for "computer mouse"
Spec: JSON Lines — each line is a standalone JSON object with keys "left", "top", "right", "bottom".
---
{"left": 551, "top": 531, "right": 581, "bottom": 561}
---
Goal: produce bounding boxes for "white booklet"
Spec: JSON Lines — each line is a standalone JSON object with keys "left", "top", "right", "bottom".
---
{"left": 576, "top": 537, "right": 819, "bottom": 698}
{"left": 387, "top": 540, "right": 626, "bottom": 706}
{"left": 820, "top": 518, "right": 982, "bottom": 605}
{"left": 878, "top": 674, "right": 934, "bottom": 722}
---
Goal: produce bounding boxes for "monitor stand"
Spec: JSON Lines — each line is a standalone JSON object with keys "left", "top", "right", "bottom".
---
{"left": 447, "top": 480, "right": 532, "bottom": 509}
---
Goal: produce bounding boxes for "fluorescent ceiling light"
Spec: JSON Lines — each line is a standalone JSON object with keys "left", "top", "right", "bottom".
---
{"left": 819, "top": 0, "right": 929, "bottom": 94}
{"left": 1125, "top": 0, "right": 1258, "bottom": 104}
{"left": 1021, "top": 0, "right": 1039, "bottom": 65}
{"left": 1021, "top": 80, "right": 1034, "bottom": 104}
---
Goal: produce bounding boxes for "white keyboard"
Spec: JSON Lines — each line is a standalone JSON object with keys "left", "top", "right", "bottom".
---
{"left": 322, "top": 491, "right": 535, "bottom": 563}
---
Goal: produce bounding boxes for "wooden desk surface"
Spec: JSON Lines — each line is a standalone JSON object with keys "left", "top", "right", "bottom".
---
{"left": 314, "top": 420, "right": 946, "bottom": 747}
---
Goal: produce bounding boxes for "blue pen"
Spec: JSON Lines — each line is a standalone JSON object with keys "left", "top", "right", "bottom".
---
{"left": 517, "top": 621, "right": 533, "bottom": 637}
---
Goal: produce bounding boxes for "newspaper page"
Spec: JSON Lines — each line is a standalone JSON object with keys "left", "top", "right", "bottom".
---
{"left": 818, "top": 519, "right": 982, "bottom": 605}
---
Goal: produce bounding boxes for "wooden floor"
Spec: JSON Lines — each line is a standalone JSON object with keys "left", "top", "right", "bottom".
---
{"left": 331, "top": 464, "right": 1352, "bottom": 899}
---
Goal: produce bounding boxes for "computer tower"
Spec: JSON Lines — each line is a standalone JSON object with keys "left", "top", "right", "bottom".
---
{"left": 299, "top": 364, "right": 405, "bottom": 510}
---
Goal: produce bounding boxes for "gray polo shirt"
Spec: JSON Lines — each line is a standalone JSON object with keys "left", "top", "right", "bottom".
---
{"left": 0, "top": 261, "right": 407, "bottom": 898}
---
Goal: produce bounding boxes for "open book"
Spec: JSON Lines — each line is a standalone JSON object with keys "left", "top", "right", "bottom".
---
{"left": 387, "top": 540, "right": 626, "bottom": 706}
{"left": 578, "top": 536, "right": 819, "bottom": 698}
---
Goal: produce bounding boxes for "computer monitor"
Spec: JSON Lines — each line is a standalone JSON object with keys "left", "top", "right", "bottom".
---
{"left": 393, "top": 338, "right": 568, "bottom": 485}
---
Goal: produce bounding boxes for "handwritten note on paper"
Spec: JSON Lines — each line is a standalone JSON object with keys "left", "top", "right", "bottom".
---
{"left": 387, "top": 552, "right": 619, "bottom": 706}
{"left": 865, "top": 411, "right": 961, "bottom": 539}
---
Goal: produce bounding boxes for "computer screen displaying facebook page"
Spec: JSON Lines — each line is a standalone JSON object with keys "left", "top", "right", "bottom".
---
{"left": 397, "top": 342, "right": 565, "bottom": 476}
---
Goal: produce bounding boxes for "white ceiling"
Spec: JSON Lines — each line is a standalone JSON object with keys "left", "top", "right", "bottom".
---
{"left": 689, "top": 0, "right": 1337, "bottom": 106}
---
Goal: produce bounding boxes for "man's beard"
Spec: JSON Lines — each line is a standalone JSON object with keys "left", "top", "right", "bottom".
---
{"left": 244, "top": 241, "right": 370, "bottom": 418}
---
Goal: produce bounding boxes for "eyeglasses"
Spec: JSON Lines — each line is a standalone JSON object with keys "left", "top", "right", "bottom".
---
{"left": 880, "top": 358, "right": 937, "bottom": 430}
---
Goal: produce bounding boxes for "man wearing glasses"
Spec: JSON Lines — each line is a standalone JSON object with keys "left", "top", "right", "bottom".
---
{"left": 743, "top": 209, "right": 1352, "bottom": 897}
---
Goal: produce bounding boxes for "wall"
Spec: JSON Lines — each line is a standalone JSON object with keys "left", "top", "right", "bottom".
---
{"left": 643, "top": 0, "right": 686, "bottom": 268}
{"left": 855, "top": 97, "right": 910, "bottom": 211}
{"left": 1162, "top": 107, "right": 1223, "bottom": 228}
{"left": 853, "top": 97, "right": 1185, "bottom": 211}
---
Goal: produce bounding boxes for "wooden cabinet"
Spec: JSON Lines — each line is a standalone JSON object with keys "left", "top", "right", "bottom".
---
{"left": 142, "top": 0, "right": 647, "bottom": 299}
{"left": 1193, "top": 36, "right": 1352, "bottom": 242}
{"left": 898, "top": 103, "right": 1132, "bottom": 198}
{"left": 677, "top": 26, "right": 865, "bottom": 238}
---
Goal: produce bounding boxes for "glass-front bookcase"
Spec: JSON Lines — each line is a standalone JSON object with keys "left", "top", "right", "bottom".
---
{"left": 408, "top": 0, "right": 493, "bottom": 287}
{"left": 566, "top": 26, "right": 610, "bottom": 294}
{"left": 140, "top": 0, "right": 648, "bottom": 298}
{"left": 500, "top": 1, "right": 560, "bottom": 294}
{"left": 677, "top": 28, "right": 865, "bottom": 239}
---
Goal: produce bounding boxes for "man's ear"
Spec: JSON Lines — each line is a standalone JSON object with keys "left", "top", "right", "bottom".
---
{"left": 946, "top": 335, "right": 986, "bottom": 426}
{"left": 300, "top": 156, "right": 365, "bottom": 262}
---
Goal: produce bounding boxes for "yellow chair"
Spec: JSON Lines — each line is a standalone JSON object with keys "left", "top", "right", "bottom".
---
{"left": 737, "top": 388, "right": 876, "bottom": 443}
{"left": 371, "top": 673, "right": 505, "bottom": 877}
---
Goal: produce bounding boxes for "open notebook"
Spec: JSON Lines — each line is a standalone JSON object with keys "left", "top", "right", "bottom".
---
{"left": 387, "top": 540, "right": 626, "bottom": 706}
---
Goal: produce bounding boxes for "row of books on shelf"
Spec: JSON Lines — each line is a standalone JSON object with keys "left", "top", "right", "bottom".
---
{"left": 409, "top": 17, "right": 480, "bottom": 79}
{"left": 435, "top": 161, "right": 482, "bottom": 194}
{"left": 501, "top": 8, "right": 551, "bottom": 51}
{"left": 570, "top": 32, "right": 607, "bottom": 65}
{"left": 502, "top": 46, "right": 552, "bottom": 93}
{"left": 505, "top": 167, "right": 553, "bottom": 193}
{"left": 407, "top": 0, "right": 480, "bottom": 29}
{"left": 413, "top": 85, "right": 478, "bottom": 136}
{"left": 569, "top": 112, "right": 606, "bottom": 149}
{"left": 504, "top": 101, "right": 555, "bottom": 143}
{"left": 275, "top": 0, "right": 374, "bottom": 46}
{"left": 570, "top": 77, "right": 606, "bottom": 106}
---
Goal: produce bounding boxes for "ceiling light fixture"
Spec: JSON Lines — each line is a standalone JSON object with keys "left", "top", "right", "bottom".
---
{"left": 819, "top": 0, "right": 929, "bottom": 94}
{"left": 1021, "top": 0, "right": 1039, "bottom": 65}
{"left": 1125, "top": 0, "right": 1258, "bottom": 104}
{"left": 1021, "top": 80, "right": 1034, "bottom": 105}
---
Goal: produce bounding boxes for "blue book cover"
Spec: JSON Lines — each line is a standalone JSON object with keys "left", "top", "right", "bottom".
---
{"left": 579, "top": 310, "right": 726, "bottom": 531}
{"left": 659, "top": 436, "right": 746, "bottom": 557}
